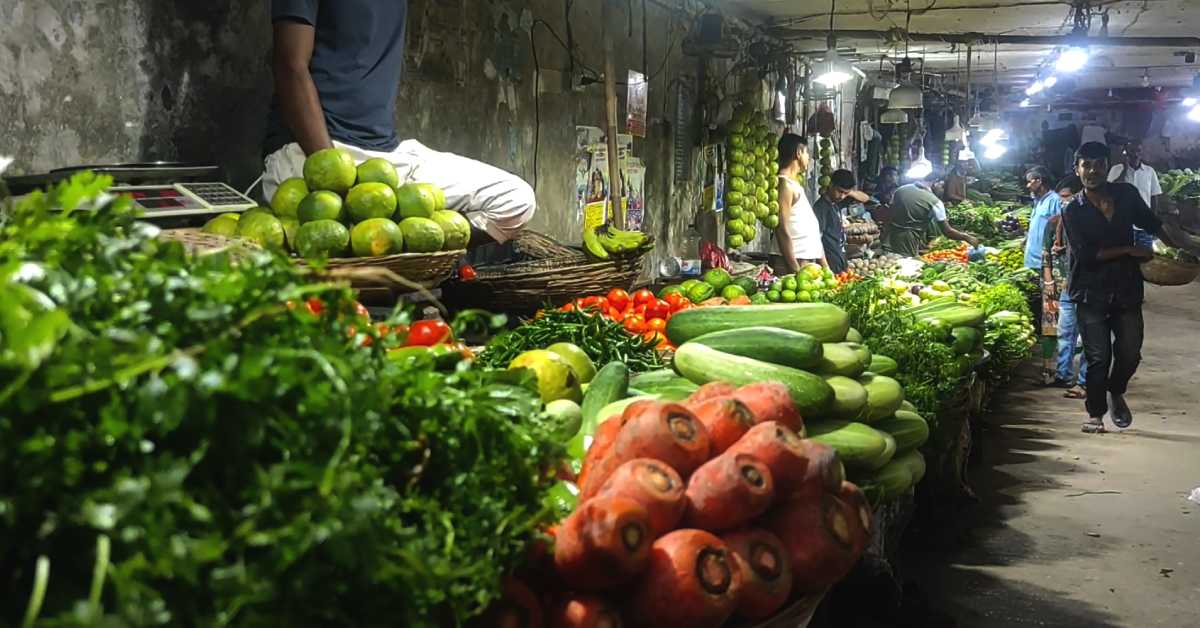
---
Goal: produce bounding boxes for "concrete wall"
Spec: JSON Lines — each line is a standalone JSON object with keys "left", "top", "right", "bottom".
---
{"left": 1, "top": 0, "right": 715, "bottom": 266}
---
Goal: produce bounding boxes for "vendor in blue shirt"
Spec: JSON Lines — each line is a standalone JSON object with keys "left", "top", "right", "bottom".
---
{"left": 1023, "top": 166, "right": 1061, "bottom": 270}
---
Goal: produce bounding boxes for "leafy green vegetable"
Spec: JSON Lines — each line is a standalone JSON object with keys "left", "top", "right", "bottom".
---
{"left": 476, "top": 308, "right": 663, "bottom": 372}
{"left": 1, "top": 173, "right": 562, "bottom": 626}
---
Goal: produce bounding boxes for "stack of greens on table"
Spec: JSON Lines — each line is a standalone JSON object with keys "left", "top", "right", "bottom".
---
{"left": 946, "top": 201, "right": 1015, "bottom": 245}
{"left": 0, "top": 174, "right": 563, "bottom": 627}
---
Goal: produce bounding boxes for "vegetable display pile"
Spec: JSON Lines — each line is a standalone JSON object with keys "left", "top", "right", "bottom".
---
{"left": 477, "top": 307, "right": 664, "bottom": 373}
{"left": 0, "top": 174, "right": 564, "bottom": 627}
{"left": 946, "top": 201, "right": 1017, "bottom": 245}
{"left": 1160, "top": 169, "right": 1200, "bottom": 200}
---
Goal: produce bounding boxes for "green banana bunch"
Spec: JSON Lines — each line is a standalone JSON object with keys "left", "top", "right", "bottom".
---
{"left": 582, "top": 224, "right": 654, "bottom": 260}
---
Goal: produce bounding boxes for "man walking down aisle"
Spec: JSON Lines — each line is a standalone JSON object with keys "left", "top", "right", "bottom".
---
{"left": 1107, "top": 140, "right": 1162, "bottom": 250}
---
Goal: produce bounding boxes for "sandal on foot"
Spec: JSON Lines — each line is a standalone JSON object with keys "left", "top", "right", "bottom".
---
{"left": 1081, "top": 417, "right": 1106, "bottom": 433}
{"left": 1063, "top": 387, "right": 1086, "bottom": 399}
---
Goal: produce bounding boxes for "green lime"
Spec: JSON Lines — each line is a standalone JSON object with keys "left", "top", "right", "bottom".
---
{"left": 356, "top": 158, "right": 400, "bottom": 189}
{"left": 797, "top": 290, "right": 813, "bottom": 302}
{"left": 346, "top": 182, "right": 398, "bottom": 222}
{"left": 766, "top": 289, "right": 782, "bottom": 302}
{"left": 431, "top": 210, "right": 471, "bottom": 250}
{"left": 202, "top": 214, "right": 239, "bottom": 237}
{"left": 702, "top": 268, "right": 733, "bottom": 291}
{"left": 271, "top": 178, "right": 309, "bottom": 219}
{"left": 782, "top": 276, "right": 798, "bottom": 292}
{"left": 687, "top": 282, "right": 715, "bottom": 303}
{"left": 297, "top": 190, "right": 344, "bottom": 223}
{"left": 780, "top": 289, "right": 797, "bottom": 302}
{"left": 395, "top": 183, "right": 440, "bottom": 219}
{"left": 546, "top": 342, "right": 597, "bottom": 384}
{"left": 235, "top": 211, "right": 286, "bottom": 249}
{"left": 303, "top": 147, "right": 357, "bottom": 194}
{"left": 398, "top": 217, "right": 445, "bottom": 253}
{"left": 295, "top": 219, "right": 350, "bottom": 259}
{"left": 280, "top": 217, "right": 300, "bottom": 252}
{"left": 720, "top": 284, "right": 746, "bottom": 300}
{"left": 350, "top": 217, "right": 405, "bottom": 257}
{"left": 727, "top": 234, "right": 745, "bottom": 248}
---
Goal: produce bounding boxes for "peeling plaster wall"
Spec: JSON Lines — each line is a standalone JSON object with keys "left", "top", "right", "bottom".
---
{"left": 2, "top": 0, "right": 710, "bottom": 266}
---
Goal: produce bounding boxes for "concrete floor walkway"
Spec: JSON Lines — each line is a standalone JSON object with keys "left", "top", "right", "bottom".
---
{"left": 908, "top": 283, "right": 1200, "bottom": 627}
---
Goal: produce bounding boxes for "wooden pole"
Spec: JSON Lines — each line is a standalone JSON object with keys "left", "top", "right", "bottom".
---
{"left": 602, "top": 0, "right": 624, "bottom": 229}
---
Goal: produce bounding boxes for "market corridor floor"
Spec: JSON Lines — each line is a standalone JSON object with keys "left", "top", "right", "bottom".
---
{"left": 908, "top": 283, "right": 1200, "bottom": 627}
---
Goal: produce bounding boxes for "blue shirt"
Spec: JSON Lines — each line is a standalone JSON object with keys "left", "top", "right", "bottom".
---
{"left": 264, "top": 0, "right": 409, "bottom": 156}
{"left": 1024, "top": 190, "right": 1062, "bottom": 269}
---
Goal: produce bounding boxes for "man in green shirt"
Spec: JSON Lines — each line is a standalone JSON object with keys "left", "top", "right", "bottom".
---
{"left": 881, "top": 172, "right": 979, "bottom": 257}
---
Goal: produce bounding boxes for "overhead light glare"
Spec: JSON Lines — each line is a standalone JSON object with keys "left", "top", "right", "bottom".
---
{"left": 1025, "top": 81, "right": 1044, "bottom": 96}
{"left": 1020, "top": 98, "right": 1032, "bottom": 108}
{"left": 980, "top": 128, "right": 1007, "bottom": 146}
{"left": 983, "top": 143, "right": 1008, "bottom": 160}
{"left": 1056, "top": 47, "right": 1089, "bottom": 73}
{"left": 1189, "top": 105, "right": 1200, "bottom": 122}
{"left": 1183, "top": 97, "right": 1198, "bottom": 107}
{"left": 1043, "top": 75, "right": 1058, "bottom": 88}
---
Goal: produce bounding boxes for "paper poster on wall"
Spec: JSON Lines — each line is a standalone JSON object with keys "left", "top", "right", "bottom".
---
{"left": 626, "top": 70, "right": 648, "bottom": 137}
{"left": 576, "top": 127, "right": 644, "bottom": 230}
{"left": 701, "top": 144, "right": 726, "bottom": 214}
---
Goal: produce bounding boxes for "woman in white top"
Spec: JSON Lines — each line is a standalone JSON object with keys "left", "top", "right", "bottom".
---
{"left": 773, "top": 133, "right": 827, "bottom": 273}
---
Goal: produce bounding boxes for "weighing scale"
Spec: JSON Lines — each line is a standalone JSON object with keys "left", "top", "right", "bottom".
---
{"left": 3, "top": 162, "right": 259, "bottom": 228}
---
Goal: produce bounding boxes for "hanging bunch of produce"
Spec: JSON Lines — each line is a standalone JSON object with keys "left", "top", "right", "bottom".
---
{"left": 582, "top": 222, "right": 656, "bottom": 260}
{"left": 886, "top": 128, "right": 903, "bottom": 167}
{"left": 725, "top": 104, "right": 781, "bottom": 250}
{"left": 817, "top": 136, "right": 835, "bottom": 191}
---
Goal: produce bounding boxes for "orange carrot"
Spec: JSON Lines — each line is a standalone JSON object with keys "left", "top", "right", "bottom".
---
{"left": 579, "top": 402, "right": 710, "bottom": 499}
{"left": 720, "top": 528, "right": 793, "bottom": 620}
{"left": 629, "top": 529, "right": 744, "bottom": 628}
{"left": 554, "top": 495, "right": 652, "bottom": 591}
{"left": 683, "top": 453, "right": 775, "bottom": 531}
{"left": 764, "top": 491, "right": 863, "bottom": 594}
{"left": 729, "top": 295, "right": 752, "bottom": 306}
{"left": 724, "top": 421, "right": 813, "bottom": 496}
{"left": 789, "top": 440, "right": 845, "bottom": 501}
{"left": 688, "top": 397, "right": 756, "bottom": 455}
{"left": 733, "top": 382, "right": 804, "bottom": 434}
{"left": 479, "top": 576, "right": 545, "bottom": 628}
{"left": 594, "top": 458, "right": 686, "bottom": 538}
{"left": 836, "top": 480, "right": 873, "bottom": 556}
{"left": 576, "top": 399, "right": 664, "bottom": 495}
{"left": 550, "top": 594, "right": 624, "bottom": 628}
{"left": 685, "top": 382, "right": 737, "bottom": 406}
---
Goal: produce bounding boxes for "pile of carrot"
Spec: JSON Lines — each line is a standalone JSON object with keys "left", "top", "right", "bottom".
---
{"left": 488, "top": 382, "right": 873, "bottom": 628}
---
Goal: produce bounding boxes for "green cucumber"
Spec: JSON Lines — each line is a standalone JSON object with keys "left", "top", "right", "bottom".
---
{"left": 571, "top": 362, "right": 629, "bottom": 459}
{"left": 869, "top": 431, "right": 898, "bottom": 471}
{"left": 844, "top": 342, "right": 872, "bottom": 370}
{"left": 858, "top": 457, "right": 915, "bottom": 501}
{"left": 858, "top": 372, "right": 905, "bottom": 423}
{"left": 822, "top": 375, "right": 868, "bottom": 421}
{"left": 950, "top": 326, "right": 982, "bottom": 354}
{"left": 689, "top": 326, "right": 823, "bottom": 370}
{"left": 900, "top": 400, "right": 917, "bottom": 413}
{"left": 630, "top": 369, "right": 699, "bottom": 401}
{"left": 805, "top": 420, "right": 890, "bottom": 470}
{"left": 918, "top": 304, "right": 985, "bottom": 328}
{"left": 818, "top": 343, "right": 867, "bottom": 377}
{"left": 874, "top": 410, "right": 929, "bottom": 453}
{"left": 868, "top": 354, "right": 899, "bottom": 377}
{"left": 674, "top": 342, "right": 833, "bottom": 418}
{"left": 846, "top": 327, "right": 864, "bottom": 343}
{"left": 894, "top": 449, "right": 927, "bottom": 484}
{"left": 665, "top": 303, "right": 851, "bottom": 344}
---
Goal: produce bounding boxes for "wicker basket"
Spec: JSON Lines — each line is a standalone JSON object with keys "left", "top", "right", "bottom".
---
{"left": 160, "top": 227, "right": 256, "bottom": 255}
{"left": 302, "top": 250, "right": 465, "bottom": 290}
{"left": 1141, "top": 254, "right": 1200, "bottom": 286}
{"left": 442, "top": 253, "right": 648, "bottom": 312}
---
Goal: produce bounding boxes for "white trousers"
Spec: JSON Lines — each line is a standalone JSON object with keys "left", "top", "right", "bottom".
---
{"left": 263, "top": 139, "right": 536, "bottom": 244}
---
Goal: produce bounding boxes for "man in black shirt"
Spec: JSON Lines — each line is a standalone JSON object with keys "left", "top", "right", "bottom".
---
{"left": 813, "top": 170, "right": 872, "bottom": 274}
{"left": 1061, "top": 142, "right": 1169, "bottom": 433}
{"left": 263, "top": 0, "right": 536, "bottom": 245}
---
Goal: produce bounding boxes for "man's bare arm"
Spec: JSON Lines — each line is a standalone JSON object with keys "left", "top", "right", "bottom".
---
{"left": 273, "top": 20, "right": 332, "bottom": 155}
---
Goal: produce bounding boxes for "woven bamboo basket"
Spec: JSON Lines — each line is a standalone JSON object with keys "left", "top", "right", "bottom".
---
{"left": 160, "top": 227, "right": 255, "bottom": 255}
{"left": 1141, "top": 254, "right": 1200, "bottom": 286}
{"left": 442, "top": 253, "right": 648, "bottom": 312}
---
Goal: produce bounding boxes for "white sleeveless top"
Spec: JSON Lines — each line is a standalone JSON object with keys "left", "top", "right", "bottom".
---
{"left": 779, "top": 175, "right": 824, "bottom": 259}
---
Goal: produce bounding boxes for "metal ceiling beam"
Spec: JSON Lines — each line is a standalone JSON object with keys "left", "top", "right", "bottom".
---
{"left": 769, "top": 30, "right": 1200, "bottom": 48}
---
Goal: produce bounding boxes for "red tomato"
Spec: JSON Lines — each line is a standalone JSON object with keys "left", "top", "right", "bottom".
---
{"left": 632, "top": 288, "right": 656, "bottom": 305}
{"left": 353, "top": 301, "right": 371, "bottom": 320}
{"left": 623, "top": 315, "right": 647, "bottom": 334}
{"left": 607, "top": 307, "right": 623, "bottom": 321}
{"left": 642, "top": 330, "right": 669, "bottom": 349}
{"left": 405, "top": 319, "right": 454, "bottom": 347}
{"left": 560, "top": 303, "right": 576, "bottom": 312}
{"left": 606, "top": 288, "right": 631, "bottom": 310}
{"left": 673, "top": 301, "right": 693, "bottom": 312}
{"left": 459, "top": 264, "right": 478, "bottom": 282}
{"left": 305, "top": 297, "right": 325, "bottom": 317}
{"left": 646, "top": 317, "right": 668, "bottom": 333}
{"left": 644, "top": 299, "right": 671, "bottom": 321}
{"left": 579, "top": 295, "right": 604, "bottom": 309}
{"left": 664, "top": 293, "right": 686, "bottom": 310}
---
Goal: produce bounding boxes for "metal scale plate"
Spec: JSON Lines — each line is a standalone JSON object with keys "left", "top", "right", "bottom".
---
{"left": 112, "top": 182, "right": 257, "bottom": 217}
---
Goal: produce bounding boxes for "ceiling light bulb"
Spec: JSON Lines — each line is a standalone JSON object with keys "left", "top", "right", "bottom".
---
{"left": 983, "top": 144, "right": 1008, "bottom": 160}
{"left": 1026, "top": 81, "right": 1044, "bottom": 96}
{"left": 1020, "top": 98, "right": 1032, "bottom": 108}
{"left": 1055, "top": 47, "right": 1089, "bottom": 73}
{"left": 815, "top": 69, "right": 852, "bottom": 88}
{"left": 1189, "top": 105, "right": 1200, "bottom": 122}
{"left": 1043, "top": 76, "right": 1058, "bottom": 88}
{"left": 905, "top": 158, "right": 933, "bottom": 180}
{"left": 1183, "top": 97, "right": 1198, "bottom": 107}
{"left": 980, "top": 128, "right": 1006, "bottom": 146}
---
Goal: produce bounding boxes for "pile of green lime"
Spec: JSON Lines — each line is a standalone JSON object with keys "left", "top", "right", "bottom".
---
{"left": 226, "top": 148, "right": 474, "bottom": 260}
{"left": 723, "top": 105, "right": 781, "bottom": 250}
{"left": 764, "top": 263, "right": 838, "bottom": 303}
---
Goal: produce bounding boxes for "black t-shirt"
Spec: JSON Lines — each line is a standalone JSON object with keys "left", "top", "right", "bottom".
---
{"left": 812, "top": 195, "right": 848, "bottom": 274}
{"left": 1061, "top": 182, "right": 1162, "bottom": 307}
{"left": 264, "top": 0, "right": 409, "bottom": 156}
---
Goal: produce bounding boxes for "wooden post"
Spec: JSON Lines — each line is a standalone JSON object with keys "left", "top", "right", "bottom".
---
{"left": 602, "top": 0, "right": 624, "bottom": 229}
